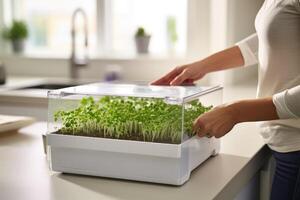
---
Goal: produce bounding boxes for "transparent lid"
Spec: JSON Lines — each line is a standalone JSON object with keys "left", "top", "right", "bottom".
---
{"left": 47, "top": 83, "right": 223, "bottom": 144}
{"left": 49, "top": 83, "right": 222, "bottom": 103}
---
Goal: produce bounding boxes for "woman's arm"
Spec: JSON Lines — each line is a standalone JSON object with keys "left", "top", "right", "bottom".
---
{"left": 194, "top": 85, "right": 300, "bottom": 138}
{"left": 151, "top": 46, "right": 245, "bottom": 85}
{"left": 151, "top": 33, "right": 259, "bottom": 86}
{"left": 188, "top": 45, "right": 246, "bottom": 73}
{"left": 233, "top": 98, "right": 279, "bottom": 122}
{"left": 193, "top": 33, "right": 259, "bottom": 74}
{"left": 193, "top": 97, "right": 279, "bottom": 138}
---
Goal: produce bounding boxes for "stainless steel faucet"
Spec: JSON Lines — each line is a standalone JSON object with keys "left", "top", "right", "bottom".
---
{"left": 70, "top": 8, "right": 89, "bottom": 79}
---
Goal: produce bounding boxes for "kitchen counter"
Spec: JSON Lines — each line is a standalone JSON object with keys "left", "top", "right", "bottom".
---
{"left": 0, "top": 76, "right": 97, "bottom": 105}
{"left": 0, "top": 76, "right": 47, "bottom": 91}
{"left": 0, "top": 77, "right": 98, "bottom": 120}
{"left": 0, "top": 121, "right": 270, "bottom": 200}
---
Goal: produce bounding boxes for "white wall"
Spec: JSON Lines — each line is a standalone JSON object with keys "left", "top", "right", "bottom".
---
{"left": 218, "top": 0, "right": 263, "bottom": 85}
{"left": 225, "top": 0, "right": 263, "bottom": 85}
{"left": 187, "top": 0, "right": 211, "bottom": 59}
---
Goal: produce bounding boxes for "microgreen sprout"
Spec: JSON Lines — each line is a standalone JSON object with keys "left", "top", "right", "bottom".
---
{"left": 54, "top": 96, "right": 212, "bottom": 144}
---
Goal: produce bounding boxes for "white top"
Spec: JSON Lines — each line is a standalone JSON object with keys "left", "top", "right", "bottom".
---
{"left": 236, "top": 0, "right": 300, "bottom": 152}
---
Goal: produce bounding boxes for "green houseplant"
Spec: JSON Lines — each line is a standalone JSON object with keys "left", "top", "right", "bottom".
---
{"left": 134, "top": 27, "right": 151, "bottom": 54}
{"left": 2, "top": 21, "right": 29, "bottom": 53}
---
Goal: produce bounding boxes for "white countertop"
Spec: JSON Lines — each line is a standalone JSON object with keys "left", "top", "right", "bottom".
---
{"left": 0, "top": 76, "right": 97, "bottom": 105}
{"left": 0, "top": 121, "right": 269, "bottom": 200}
{"left": 0, "top": 76, "right": 45, "bottom": 91}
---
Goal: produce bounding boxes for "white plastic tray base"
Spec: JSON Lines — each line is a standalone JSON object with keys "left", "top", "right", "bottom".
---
{"left": 47, "top": 134, "right": 220, "bottom": 185}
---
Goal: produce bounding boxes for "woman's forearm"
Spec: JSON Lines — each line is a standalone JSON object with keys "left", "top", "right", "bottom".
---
{"left": 190, "top": 46, "right": 245, "bottom": 74}
{"left": 193, "top": 97, "right": 279, "bottom": 138}
{"left": 231, "top": 97, "right": 279, "bottom": 123}
{"left": 151, "top": 45, "right": 246, "bottom": 85}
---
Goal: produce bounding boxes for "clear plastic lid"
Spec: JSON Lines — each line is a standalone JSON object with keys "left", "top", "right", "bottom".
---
{"left": 47, "top": 83, "right": 223, "bottom": 144}
{"left": 49, "top": 83, "right": 222, "bottom": 103}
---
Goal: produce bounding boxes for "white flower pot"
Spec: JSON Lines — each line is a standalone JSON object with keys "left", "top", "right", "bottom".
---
{"left": 12, "top": 39, "right": 25, "bottom": 54}
{"left": 135, "top": 36, "right": 151, "bottom": 54}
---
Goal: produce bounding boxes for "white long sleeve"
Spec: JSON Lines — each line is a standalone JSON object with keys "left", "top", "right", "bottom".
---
{"left": 273, "top": 85, "right": 300, "bottom": 119}
{"left": 235, "top": 33, "right": 259, "bottom": 67}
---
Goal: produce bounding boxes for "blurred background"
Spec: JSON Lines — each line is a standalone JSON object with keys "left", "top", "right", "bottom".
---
{"left": 0, "top": 0, "right": 263, "bottom": 85}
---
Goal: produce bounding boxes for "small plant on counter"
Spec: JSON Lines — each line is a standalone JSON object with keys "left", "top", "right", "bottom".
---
{"left": 2, "top": 20, "right": 28, "bottom": 53}
{"left": 54, "top": 96, "right": 212, "bottom": 144}
{"left": 135, "top": 27, "right": 148, "bottom": 37}
{"left": 134, "top": 27, "right": 151, "bottom": 54}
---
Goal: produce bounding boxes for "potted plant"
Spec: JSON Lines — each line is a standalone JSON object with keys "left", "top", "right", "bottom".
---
{"left": 2, "top": 20, "right": 28, "bottom": 54}
{"left": 134, "top": 27, "right": 151, "bottom": 54}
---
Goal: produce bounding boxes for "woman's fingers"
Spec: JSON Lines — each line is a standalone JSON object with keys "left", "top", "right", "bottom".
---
{"left": 150, "top": 76, "right": 170, "bottom": 85}
{"left": 192, "top": 104, "right": 239, "bottom": 139}
{"left": 151, "top": 65, "right": 198, "bottom": 86}
{"left": 193, "top": 117, "right": 209, "bottom": 137}
{"left": 181, "top": 79, "right": 195, "bottom": 86}
{"left": 150, "top": 67, "right": 183, "bottom": 85}
{"left": 170, "top": 69, "right": 191, "bottom": 86}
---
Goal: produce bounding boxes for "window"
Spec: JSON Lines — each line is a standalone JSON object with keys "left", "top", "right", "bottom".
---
{"left": 13, "top": 0, "right": 97, "bottom": 56}
{"left": 5, "top": 0, "right": 187, "bottom": 57}
{"left": 106, "top": 0, "right": 187, "bottom": 55}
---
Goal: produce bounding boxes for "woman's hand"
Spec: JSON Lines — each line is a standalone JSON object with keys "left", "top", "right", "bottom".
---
{"left": 150, "top": 63, "right": 208, "bottom": 86}
{"left": 150, "top": 46, "right": 245, "bottom": 86}
{"left": 193, "top": 103, "right": 239, "bottom": 138}
{"left": 193, "top": 98, "right": 279, "bottom": 138}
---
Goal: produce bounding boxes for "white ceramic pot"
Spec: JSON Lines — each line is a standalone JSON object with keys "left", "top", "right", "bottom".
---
{"left": 12, "top": 39, "right": 25, "bottom": 54}
{"left": 135, "top": 36, "right": 151, "bottom": 54}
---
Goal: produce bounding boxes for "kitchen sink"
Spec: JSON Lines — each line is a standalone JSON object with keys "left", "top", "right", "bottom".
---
{"left": 19, "top": 83, "right": 79, "bottom": 90}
